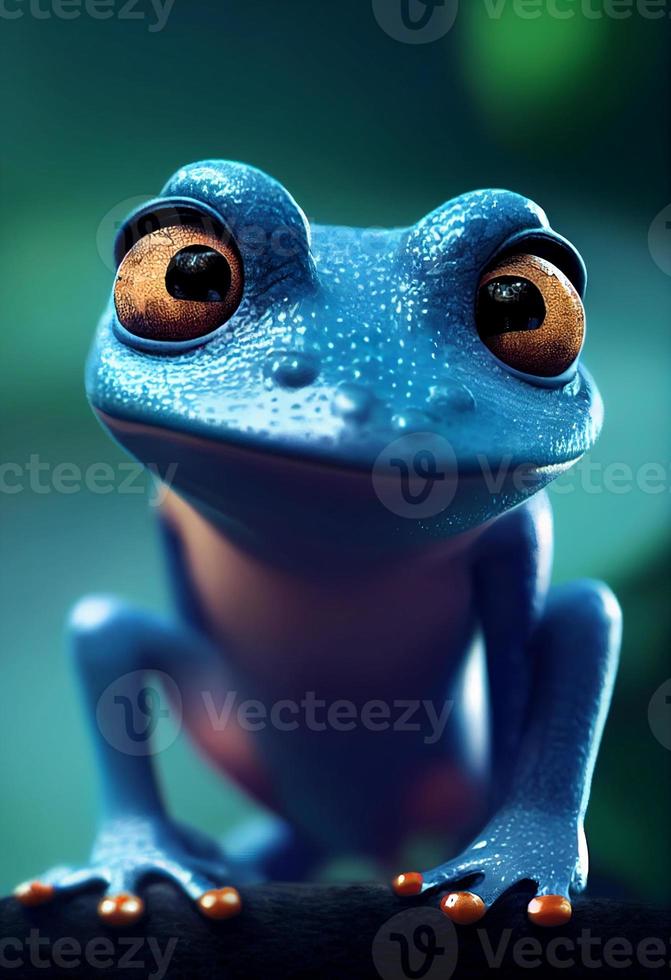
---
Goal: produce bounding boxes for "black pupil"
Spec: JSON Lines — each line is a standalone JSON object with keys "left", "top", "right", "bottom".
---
{"left": 165, "top": 245, "right": 231, "bottom": 303}
{"left": 477, "top": 276, "right": 545, "bottom": 337}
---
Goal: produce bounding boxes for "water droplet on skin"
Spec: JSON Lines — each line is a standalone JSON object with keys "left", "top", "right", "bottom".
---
{"left": 392, "top": 408, "right": 436, "bottom": 431}
{"left": 428, "top": 381, "right": 476, "bottom": 415}
{"left": 332, "top": 383, "right": 375, "bottom": 423}
{"left": 263, "top": 351, "right": 319, "bottom": 390}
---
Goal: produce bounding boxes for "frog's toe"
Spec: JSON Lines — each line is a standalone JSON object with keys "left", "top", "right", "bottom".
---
{"left": 391, "top": 871, "right": 424, "bottom": 896}
{"left": 392, "top": 857, "right": 473, "bottom": 898}
{"left": 154, "top": 856, "right": 242, "bottom": 919}
{"left": 436, "top": 873, "right": 573, "bottom": 928}
{"left": 527, "top": 893, "right": 572, "bottom": 927}
{"left": 14, "top": 865, "right": 104, "bottom": 906}
{"left": 391, "top": 866, "right": 494, "bottom": 927}
{"left": 197, "top": 886, "right": 242, "bottom": 920}
{"left": 14, "top": 880, "right": 56, "bottom": 907}
{"left": 98, "top": 892, "right": 145, "bottom": 926}
{"left": 439, "top": 890, "right": 487, "bottom": 925}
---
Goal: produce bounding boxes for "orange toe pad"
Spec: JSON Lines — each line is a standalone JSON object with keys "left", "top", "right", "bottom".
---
{"left": 440, "top": 891, "right": 487, "bottom": 925}
{"left": 197, "top": 887, "right": 242, "bottom": 920}
{"left": 391, "top": 872, "right": 424, "bottom": 897}
{"left": 98, "top": 893, "right": 145, "bottom": 927}
{"left": 14, "top": 881, "right": 55, "bottom": 908}
{"left": 527, "top": 894, "right": 572, "bottom": 927}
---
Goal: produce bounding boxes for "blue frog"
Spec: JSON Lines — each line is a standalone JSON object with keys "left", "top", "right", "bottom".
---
{"left": 15, "top": 161, "right": 621, "bottom": 929}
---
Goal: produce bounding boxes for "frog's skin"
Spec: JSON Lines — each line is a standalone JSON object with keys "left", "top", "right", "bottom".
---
{"left": 16, "top": 161, "right": 621, "bottom": 928}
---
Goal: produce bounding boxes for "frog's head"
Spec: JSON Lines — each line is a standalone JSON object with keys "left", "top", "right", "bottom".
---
{"left": 87, "top": 161, "right": 601, "bottom": 562}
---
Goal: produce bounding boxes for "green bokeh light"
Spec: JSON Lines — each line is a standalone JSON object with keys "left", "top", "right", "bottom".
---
{"left": 461, "top": 4, "right": 611, "bottom": 129}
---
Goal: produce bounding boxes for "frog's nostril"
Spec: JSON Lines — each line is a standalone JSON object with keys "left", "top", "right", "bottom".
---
{"left": 332, "top": 383, "right": 375, "bottom": 423}
{"left": 428, "top": 381, "right": 476, "bottom": 416}
{"left": 264, "top": 351, "right": 319, "bottom": 390}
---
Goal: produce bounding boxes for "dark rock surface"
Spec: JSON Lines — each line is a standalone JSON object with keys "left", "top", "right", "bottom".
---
{"left": 1, "top": 881, "right": 668, "bottom": 978}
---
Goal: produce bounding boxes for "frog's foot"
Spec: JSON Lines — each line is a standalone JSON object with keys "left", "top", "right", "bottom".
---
{"left": 14, "top": 817, "right": 242, "bottom": 926}
{"left": 392, "top": 811, "right": 586, "bottom": 928}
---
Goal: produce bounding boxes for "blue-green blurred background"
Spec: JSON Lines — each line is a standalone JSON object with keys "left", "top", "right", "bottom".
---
{"left": 1, "top": 0, "right": 669, "bottom": 902}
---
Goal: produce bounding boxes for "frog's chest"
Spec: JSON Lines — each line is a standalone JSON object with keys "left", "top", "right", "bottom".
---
{"left": 161, "top": 490, "right": 480, "bottom": 700}
{"left": 161, "top": 490, "right": 489, "bottom": 847}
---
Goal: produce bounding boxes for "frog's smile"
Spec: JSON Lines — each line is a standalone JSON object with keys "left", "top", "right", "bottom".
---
{"left": 95, "top": 405, "right": 578, "bottom": 567}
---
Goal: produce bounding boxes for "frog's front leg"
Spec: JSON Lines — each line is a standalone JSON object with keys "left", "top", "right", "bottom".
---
{"left": 14, "top": 596, "right": 242, "bottom": 925}
{"left": 393, "top": 570, "right": 621, "bottom": 928}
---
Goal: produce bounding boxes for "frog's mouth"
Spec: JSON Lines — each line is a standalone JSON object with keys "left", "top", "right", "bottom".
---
{"left": 97, "top": 408, "right": 573, "bottom": 482}
{"left": 96, "top": 407, "right": 574, "bottom": 563}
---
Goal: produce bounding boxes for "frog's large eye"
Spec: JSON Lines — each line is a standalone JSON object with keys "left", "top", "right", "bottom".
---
{"left": 476, "top": 254, "right": 584, "bottom": 378}
{"left": 114, "top": 224, "right": 243, "bottom": 343}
